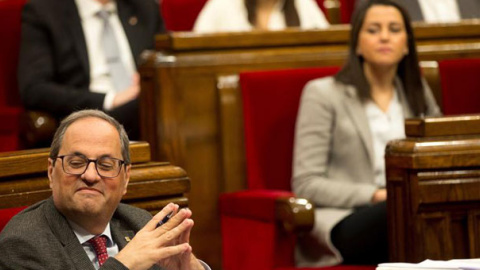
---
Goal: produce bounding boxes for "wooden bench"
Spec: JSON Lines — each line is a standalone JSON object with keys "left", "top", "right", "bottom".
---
{"left": 386, "top": 115, "right": 480, "bottom": 262}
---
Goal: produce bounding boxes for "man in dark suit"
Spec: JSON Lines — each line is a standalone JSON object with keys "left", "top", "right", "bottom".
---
{"left": 0, "top": 109, "right": 210, "bottom": 270}
{"left": 357, "top": 0, "right": 480, "bottom": 23}
{"left": 18, "top": 0, "right": 164, "bottom": 140}
{"left": 399, "top": 0, "right": 480, "bottom": 22}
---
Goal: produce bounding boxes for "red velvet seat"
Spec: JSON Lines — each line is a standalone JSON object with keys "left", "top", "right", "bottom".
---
{"left": 160, "top": 0, "right": 208, "bottom": 31}
{"left": 220, "top": 67, "right": 375, "bottom": 270}
{"left": 0, "top": 206, "right": 27, "bottom": 232}
{"left": 439, "top": 58, "right": 480, "bottom": 115}
{"left": 338, "top": 0, "right": 356, "bottom": 24}
{"left": 0, "top": 0, "right": 26, "bottom": 152}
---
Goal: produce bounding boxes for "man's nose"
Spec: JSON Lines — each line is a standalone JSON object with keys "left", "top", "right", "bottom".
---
{"left": 82, "top": 162, "right": 100, "bottom": 182}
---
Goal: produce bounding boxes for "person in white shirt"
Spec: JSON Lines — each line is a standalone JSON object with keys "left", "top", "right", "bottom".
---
{"left": 19, "top": 0, "right": 164, "bottom": 140}
{"left": 292, "top": 0, "right": 440, "bottom": 266}
{"left": 193, "top": 0, "right": 330, "bottom": 33}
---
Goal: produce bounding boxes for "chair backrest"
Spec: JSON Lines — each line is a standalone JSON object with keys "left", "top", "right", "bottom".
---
{"left": 0, "top": 0, "right": 26, "bottom": 108}
{"left": 338, "top": 0, "right": 356, "bottom": 24}
{"left": 439, "top": 58, "right": 480, "bottom": 115}
{"left": 160, "top": 0, "right": 208, "bottom": 31}
{"left": 0, "top": 206, "right": 27, "bottom": 232}
{"left": 240, "top": 66, "right": 340, "bottom": 191}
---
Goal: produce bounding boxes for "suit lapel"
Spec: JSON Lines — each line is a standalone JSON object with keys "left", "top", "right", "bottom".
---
{"left": 457, "top": 0, "right": 480, "bottom": 19}
{"left": 342, "top": 85, "right": 375, "bottom": 168}
{"left": 63, "top": 0, "right": 90, "bottom": 80}
{"left": 110, "top": 218, "right": 135, "bottom": 250}
{"left": 402, "top": 0, "right": 423, "bottom": 21}
{"left": 110, "top": 218, "right": 162, "bottom": 270}
{"left": 117, "top": 0, "right": 143, "bottom": 66}
{"left": 44, "top": 198, "right": 96, "bottom": 270}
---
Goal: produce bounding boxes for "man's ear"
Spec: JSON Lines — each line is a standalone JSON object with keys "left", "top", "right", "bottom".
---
{"left": 48, "top": 158, "right": 55, "bottom": 189}
{"left": 122, "top": 164, "right": 131, "bottom": 195}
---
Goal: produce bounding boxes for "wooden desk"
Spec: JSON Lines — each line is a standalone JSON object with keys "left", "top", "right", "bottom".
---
{"left": 138, "top": 22, "right": 480, "bottom": 269}
{"left": 386, "top": 115, "right": 480, "bottom": 262}
{"left": 0, "top": 142, "right": 190, "bottom": 214}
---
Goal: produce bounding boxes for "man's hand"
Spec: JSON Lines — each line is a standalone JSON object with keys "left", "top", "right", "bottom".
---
{"left": 114, "top": 203, "right": 204, "bottom": 270}
{"left": 112, "top": 73, "right": 140, "bottom": 109}
{"left": 158, "top": 207, "right": 204, "bottom": 270}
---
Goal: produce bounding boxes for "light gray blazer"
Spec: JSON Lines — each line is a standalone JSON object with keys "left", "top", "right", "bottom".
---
{"left": 292, "top": 77, "right": 441, "bottom": 267}
{"left": 0, "top": 198, "right": 163, "bottom": 270}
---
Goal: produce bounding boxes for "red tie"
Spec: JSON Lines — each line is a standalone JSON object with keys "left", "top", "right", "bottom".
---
{"left": 88, "top": 235, "right": 109, "bottom": 266}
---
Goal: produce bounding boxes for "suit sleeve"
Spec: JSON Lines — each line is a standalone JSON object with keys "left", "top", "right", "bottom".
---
{"left": 292, "top": 79, "right": 377, "bottom": 208}
{"left": 18, "top": 2, "right": 105, "bottom": 116}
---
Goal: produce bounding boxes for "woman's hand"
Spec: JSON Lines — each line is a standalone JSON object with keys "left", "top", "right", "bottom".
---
{"left": 371, "top": 188, "right": 387, "bottom": 203}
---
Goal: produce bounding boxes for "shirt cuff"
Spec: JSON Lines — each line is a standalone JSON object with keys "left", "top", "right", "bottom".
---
{"left": 103, "top": 91, "right": 116, "bottom": 111}
{"left": 199, "top": 260, "right": 211, "bottom": 270}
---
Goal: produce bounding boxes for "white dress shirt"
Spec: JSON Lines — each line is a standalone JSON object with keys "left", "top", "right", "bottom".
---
{"left": 364, "top": 90, "right": 405, "bottom": 187}
{"left": 193, "top": 0, "right": 329, "bottom": 33}
{"left": 418, "top": 0, "right": 461, "bottom": 23}
{"left": 74, "top": 0, "right": 136, "bottom": 110}
{"left": 69, "top": 220, "right": 118, "bottom": 270}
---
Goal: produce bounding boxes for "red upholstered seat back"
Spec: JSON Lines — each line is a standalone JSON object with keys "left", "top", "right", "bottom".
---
{"left": 240, "top": 66, "right": 340, "bottom": 191}
{"left": 0, "top": 0, "right": 26, "bottom": 152}
{"left": 160, "top": 0, "right": 208, "bottom": 31}
{"left": 338, "top": 0, "right": 356, "bottom": 24}
{"left": 0, "top": 0, "right": 25, "bottom": 108}
{"left": 314, "top": 0, "right": 328, "bottom": 19}
{"left": 0, "top": 206, "right": 27, "bottom": 232}
{"left": 439, "top": 58, "right": 480, "bottom": 115}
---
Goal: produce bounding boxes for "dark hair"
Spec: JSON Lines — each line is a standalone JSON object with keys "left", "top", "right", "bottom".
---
{"left": 49, "top": 109, "right": 131, "bottom": 165}
{"left": 335, "top": 0, "right": 426, "bottom": 116}
{"left": 245, "top": 0, "right": 300, "bottom": 28}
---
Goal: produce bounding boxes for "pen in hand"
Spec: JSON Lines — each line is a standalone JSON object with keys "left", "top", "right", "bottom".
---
{"left": 157, "top": 211, "right": 173, "bottom": 228}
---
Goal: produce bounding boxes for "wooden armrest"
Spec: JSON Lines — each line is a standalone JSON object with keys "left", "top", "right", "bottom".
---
{"left": 275, "top": 196, "right": 314, "bottom": 233}
{"left": 19, "top": 110, "right": 58, "bottom": 148}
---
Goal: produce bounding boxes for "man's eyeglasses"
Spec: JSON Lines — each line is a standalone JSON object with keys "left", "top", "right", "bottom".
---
{"left": 54, "top": 155, "right": 125, "bottom": 178}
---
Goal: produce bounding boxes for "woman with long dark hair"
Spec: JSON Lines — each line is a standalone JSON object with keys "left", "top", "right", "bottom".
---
{"left": 193, "top": 0, "right": 329, "bottom": 33}
{"left": 292, "top": 0, "right": 440, "bottom": 266}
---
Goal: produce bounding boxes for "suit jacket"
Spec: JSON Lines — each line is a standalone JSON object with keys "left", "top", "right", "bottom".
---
{"left": 0, "top": 197, "right": 163, "bottom": 270}
{"left": 292, "top": 77, "right": 441, "bottom": 267}
{"left": 392, "top": 0, "right": 479, "bottom": 21}
{"left": 18, "top": 0, "right": 164, "bottom": 139}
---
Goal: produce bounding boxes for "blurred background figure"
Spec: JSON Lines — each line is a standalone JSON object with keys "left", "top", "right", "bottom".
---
{"left": 401, "top": 0, "right": 480, "bottom": 23}
{"left": 292, "top": 0, "right": 440, "bottom": 267}
{"left": 193, "top": 0, "right": 330, "bottom": 33}
{"left": 356, "top": 0, "right": 480, "bottom": 23}
{"left": 18, "top": 0, "right": 165, "bottom": 140}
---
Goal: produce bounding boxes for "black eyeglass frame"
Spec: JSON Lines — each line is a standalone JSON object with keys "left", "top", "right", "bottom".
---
{"left": 54, "top": 155, "right": 126, "bottom": 178}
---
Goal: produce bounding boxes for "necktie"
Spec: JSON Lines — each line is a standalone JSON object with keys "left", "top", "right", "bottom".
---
{"left": 97, "top": 9, "right": 131, "bottom": 92}
{"left": 88, "top": 235, "right": 109, "bottom": 266}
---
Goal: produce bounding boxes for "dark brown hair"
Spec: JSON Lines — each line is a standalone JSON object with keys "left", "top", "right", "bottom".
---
{"left": 335, "top": 0, "right": 426, "bottom": 116}
{"left": 245, "top": 0, "right": 300, "bottom": 28}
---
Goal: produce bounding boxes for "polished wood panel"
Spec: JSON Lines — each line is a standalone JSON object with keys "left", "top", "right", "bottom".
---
{"left": 0, "top": 142, "right": 190, "bottom": 214}
{"left": 139, "top": 22, "right": 480, "bottom": 269}
{"left": 386, "top": 115, "right": 480, "bottom": 262}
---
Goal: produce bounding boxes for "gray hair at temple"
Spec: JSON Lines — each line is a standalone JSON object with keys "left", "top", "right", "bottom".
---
{"left": 49, "top": 109, "right": 131, "bottom": 165}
